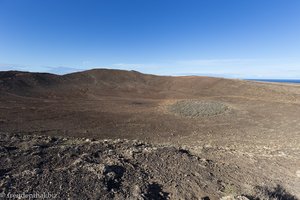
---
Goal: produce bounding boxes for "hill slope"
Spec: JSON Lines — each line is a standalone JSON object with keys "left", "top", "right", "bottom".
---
{"left": 1, "top": 69, "right": 300, "bottom": 101}
{"left": 0, "top": 69, "right": 300, "bottom": 198}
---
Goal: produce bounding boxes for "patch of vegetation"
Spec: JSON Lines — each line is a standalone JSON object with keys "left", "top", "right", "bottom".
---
{"left": 247, "top": 185, "right": 298, "bottom": 200}
{"left": 223, "top": 183, "right": 238, "bottom": 196}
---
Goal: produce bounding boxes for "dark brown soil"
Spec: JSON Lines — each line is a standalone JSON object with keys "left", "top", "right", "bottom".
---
{"left": 0, "top": 69, "right": 299, "bottom": 199}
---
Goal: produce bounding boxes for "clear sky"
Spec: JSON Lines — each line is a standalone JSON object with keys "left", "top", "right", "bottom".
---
{"left": 0, "top": 0, "right": 300, "bottom": 78}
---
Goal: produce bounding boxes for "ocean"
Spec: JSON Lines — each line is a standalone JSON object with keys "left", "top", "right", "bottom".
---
{"left": 246, "top": 79, "right": 300, "bottom": 84}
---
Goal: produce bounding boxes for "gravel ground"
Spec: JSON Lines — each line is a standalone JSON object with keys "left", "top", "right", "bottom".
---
{"left": 0, "top": 133, "right": 297, "bottom": 200}
{"left": 168, "top": 100, "right": 229, "bottom": 117}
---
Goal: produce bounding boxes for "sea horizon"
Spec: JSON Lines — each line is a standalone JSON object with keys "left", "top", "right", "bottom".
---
{"left": 246, "top": 79, "right": 300, "bottom": 84}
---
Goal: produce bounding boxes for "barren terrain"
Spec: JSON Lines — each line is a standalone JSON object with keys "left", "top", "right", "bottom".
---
{"left": 0, "top": 69, "right": 299, "bottom": 199}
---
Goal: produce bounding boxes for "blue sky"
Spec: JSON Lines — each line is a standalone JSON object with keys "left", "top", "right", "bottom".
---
{"left": 0, "top": 0, "right": 300, "bottom": 78}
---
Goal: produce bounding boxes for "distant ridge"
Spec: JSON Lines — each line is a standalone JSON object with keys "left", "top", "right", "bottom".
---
{"left": 0, "top": 68, "right": 299, "bottom": 102}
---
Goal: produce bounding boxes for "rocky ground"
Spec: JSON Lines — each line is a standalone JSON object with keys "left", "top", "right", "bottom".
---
{"left": 0, "top": 133, "right": 298, "bottom": 200}
{"left": 167, "top": 100, "right": 229, "bottom": 117}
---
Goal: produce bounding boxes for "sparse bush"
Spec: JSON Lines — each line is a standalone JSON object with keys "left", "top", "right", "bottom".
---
{"left": 246, "top": 185, "right": 298, "bottom": 200}
{"left": 223, "top": 184, "right": 238, "bottom": 196}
